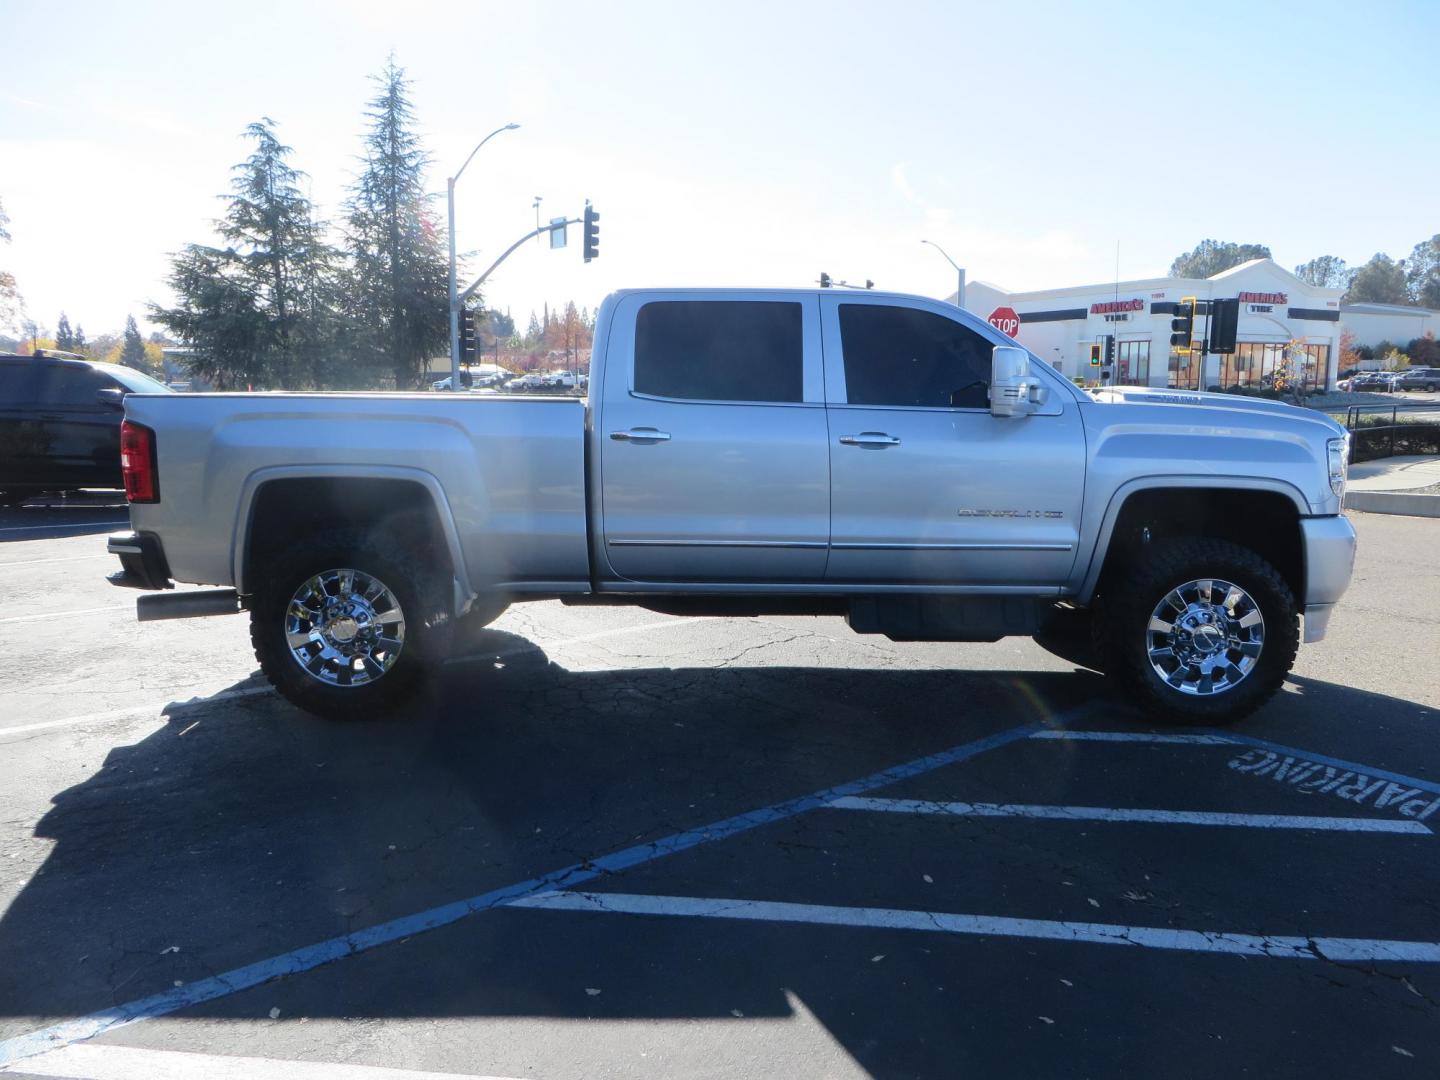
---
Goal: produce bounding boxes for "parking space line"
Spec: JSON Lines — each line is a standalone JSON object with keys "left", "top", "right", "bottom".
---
{"left": 1031, "top": 731, "right": 1235, "bottom": 744}
{"left": 0, "top": 604, "right": 132, "bottom": 626}
{"left": 826, "top": 796, "right": 1431, "bottom": 833}
{"left": 3, "top": 1042, "right": 528, "bottom": 1079}
{"left": 0, "top": 718, "right": 1054, "bottom": 1068}
{"left": 0, "top": 687, "right": 274, "bottom": 739}
{"left": 0, "top": 520, "right": 127, "bottom": 534}
{"left": 0, "top": 554, "right": 111, "bottom": 569}
{"left": 508, "top": 890, "right": 1440, "bottom": 964}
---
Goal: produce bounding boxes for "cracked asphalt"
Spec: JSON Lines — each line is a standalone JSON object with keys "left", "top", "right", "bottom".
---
{"left": 0, "top": 499, "right": 1438, "bottom": 1078}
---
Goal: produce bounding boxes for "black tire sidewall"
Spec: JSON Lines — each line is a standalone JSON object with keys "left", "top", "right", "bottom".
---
{"left": 251, "top": 529, "right": 449, "bottom": 719}
{"left": 1100, "top": 538, "right": 1299, "bottom": 725}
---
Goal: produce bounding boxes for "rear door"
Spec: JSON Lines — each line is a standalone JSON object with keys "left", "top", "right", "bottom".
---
{"left": 599, "top": 292, "right": 830, "bottom": 583}
{"left": 821, "top": 295, "right": 1086, "bottom": 587}
{"left": 0, "top": 361, "right": 43, "bottom": 488}
{"left": 32, "top": 362, "right": 123, "bottom": 490}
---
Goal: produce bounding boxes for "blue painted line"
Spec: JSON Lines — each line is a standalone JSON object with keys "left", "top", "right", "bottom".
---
{"left": 1217, "top": 733, "right": 1440, "bottom": 799}
{"left": 0, "top": 718, "right": 1050, "bottom": 1067}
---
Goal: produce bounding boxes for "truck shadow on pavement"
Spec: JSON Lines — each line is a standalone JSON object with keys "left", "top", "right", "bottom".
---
{"left": 2, "top": 632, "right": 1437, "bottom": 1077}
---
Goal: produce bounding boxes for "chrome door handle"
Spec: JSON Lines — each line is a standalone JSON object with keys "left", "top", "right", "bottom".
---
{"left": 838, "top": 432, "right": 901, "bottom": 447}
{"left": 609, "top": 428, "right": 671, "bottom": 442}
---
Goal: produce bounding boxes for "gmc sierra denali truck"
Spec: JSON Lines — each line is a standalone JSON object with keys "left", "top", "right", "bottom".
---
{"left": 106, "top": 289, "right": 1356, "bottom": 723}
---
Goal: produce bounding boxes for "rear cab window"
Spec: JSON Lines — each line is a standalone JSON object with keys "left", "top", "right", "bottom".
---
{"left": 633, "top": 300, "right": 803, "bottom": 403}
{"left": 0, "top": 361, "right": 39, "bottom": 404}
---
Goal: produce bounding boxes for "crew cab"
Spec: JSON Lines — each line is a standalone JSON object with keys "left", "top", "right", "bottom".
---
{"left": 107, "top": 289, "right": 1356, "bottom": 723}
{"left": 0, "top": 351, "right": 173, "bottom": 504}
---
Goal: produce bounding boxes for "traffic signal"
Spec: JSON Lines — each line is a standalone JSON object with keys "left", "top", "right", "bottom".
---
{"left": 819, "top": 272, "right": 832, "bottom": 288}
{"left": 582, "top": 202, "right": 600, "bottom": 263}
{"left": 1170, "top": 298, "right": 1195, "bottom": 348}
{"left": 1209, "top": 298, "right": 1239, "bottom": 354}
{"left": 1089, "top": 343, "right": 1102, "bottom": 367}
{"left": 459, "top": 309, "right": 476, "bottom": 362}
{"left": 1104, "top": 334, "right": 1115, "bottom": 366}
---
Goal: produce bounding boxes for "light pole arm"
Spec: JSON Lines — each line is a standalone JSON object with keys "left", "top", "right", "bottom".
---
{"left": 459, "top": 219, "right": 579, "bottom": 305}
{"left": 921, "top": 239, "right": 966, "bottom": 310}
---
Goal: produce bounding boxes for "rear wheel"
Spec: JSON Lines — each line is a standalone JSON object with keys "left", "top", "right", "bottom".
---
{"left": 250, "top": 529, "right": 451, "bottom": 720}
{"left": 1096, "top": 538, "right": 1298, "bottom": 725}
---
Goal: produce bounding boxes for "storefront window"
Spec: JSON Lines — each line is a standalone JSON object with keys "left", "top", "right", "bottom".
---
{"left": 1218, "top": 343, "right": 1328, "bottom": 392}
{"left": 1116, "top": 340, "right": 1150, "bottom": 385}
{"left": 1168, "top": 348, "right": 1199, "bottom": 390}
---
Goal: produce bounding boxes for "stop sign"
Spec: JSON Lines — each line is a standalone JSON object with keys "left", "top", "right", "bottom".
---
{"left": 988, "top": 307, "right": 1021, "bottom": 338}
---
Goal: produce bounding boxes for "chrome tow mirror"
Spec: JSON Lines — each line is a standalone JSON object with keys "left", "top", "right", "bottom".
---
{"left": 989, "top": 345, "right": 1048, "bottom": 418}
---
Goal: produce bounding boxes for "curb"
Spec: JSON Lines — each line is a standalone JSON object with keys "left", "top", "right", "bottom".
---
{"left": 1344, "top": 490, "right": 1440, "bottom": 518}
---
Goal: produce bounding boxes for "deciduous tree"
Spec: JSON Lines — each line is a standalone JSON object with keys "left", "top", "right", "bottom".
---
{"left": 1404, "top": 234, "right": 1440, "bottom": 309}
{"left": 1293, "top": 255, "right": 1351, "bottom": 290}
{"left": 1345, "top": 254, "right": 1409, "bottom": 305}
{"left": 1168, "top": 240, "right": 1272, "bottom": 279}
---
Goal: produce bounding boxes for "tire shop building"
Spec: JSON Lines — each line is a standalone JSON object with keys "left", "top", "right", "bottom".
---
{"left": 959, "top": 258, "right": 1344, "bottom": 392}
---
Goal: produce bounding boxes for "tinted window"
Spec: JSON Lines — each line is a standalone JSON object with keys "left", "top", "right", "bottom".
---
{"left": 107, "top": 366, "right": 171, "bottom": 394}
{"left": 0, "top": 363, "right": 37, "bottom": 404}
{"left": 634, "top": 301, "right": 802, "bottom": 403}
{"left": 34, "top": 364, "right": 113, "bottom": 406}
{"left": 839, "top": 304, "right": 992, "bottom": 409}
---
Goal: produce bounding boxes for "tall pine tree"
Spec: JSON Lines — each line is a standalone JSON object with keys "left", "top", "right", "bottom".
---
{"left": 152, "top": 119, "right": 341, "bottom": 388}
{"left": 55, "top": 313, "right": 74, "bottom": 351}
{"left": 344, "top": 58, "right": 450, "bottom": 390}
{"left": 120, "top": 315, "right": 147, "bottom": 371}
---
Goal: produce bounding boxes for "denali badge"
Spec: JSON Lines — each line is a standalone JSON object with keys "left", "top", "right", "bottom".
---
{"left": 957, "top": 509, "right": 1064, "bottom": 518}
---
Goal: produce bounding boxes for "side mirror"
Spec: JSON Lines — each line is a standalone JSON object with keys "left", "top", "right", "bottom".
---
{"left": 989, "top": 346, "right": 1048, "bottom": 417}
{"left": 96, "top": 387, "right": 126, "bottom": 410}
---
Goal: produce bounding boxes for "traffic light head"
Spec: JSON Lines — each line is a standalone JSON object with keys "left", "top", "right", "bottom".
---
{"left": 819, "top": 272, "right": 832, "bottom": 288}
{"left": 1089, "top": 343, "right": 1102, "bottom": 367}
{"left": 1104, "top": 334, "right": 1115, "bottom": 366}
{"left": 1169, "top": 299, "right": 1195, "bottom": 349}
{"left": 582, "top": 203, "right": 600, "bottom": 263}
{"left": 459, "top": 309, "right": 476, "bottom": 361}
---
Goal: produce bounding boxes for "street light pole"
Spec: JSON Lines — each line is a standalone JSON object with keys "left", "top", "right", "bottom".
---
{"left": 921, "top": 239, "right": 965, "bottom": 311}
{"left": 447, "top": 122, "right": 519, "bottom": 391}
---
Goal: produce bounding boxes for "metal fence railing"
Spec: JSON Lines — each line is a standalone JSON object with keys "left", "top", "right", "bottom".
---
{"left": 1342, "top": 402, "right": 1440, "bottom": 461}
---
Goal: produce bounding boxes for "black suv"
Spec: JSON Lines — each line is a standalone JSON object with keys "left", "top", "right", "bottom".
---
{"left": 0, "top": 351, "right": 173, "bottom": 504}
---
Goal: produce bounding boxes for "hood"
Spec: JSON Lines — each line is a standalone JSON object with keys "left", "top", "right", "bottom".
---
{"left": 1088, "top": 386, "right": 1345, "bottom": 436}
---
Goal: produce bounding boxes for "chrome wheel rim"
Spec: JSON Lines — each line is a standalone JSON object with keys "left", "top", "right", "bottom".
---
{"left": 284, "top": 568, "right": 406, "bottom": 687}
{"left": 1145, "top": 577, "right": 1264, "bottom": 697}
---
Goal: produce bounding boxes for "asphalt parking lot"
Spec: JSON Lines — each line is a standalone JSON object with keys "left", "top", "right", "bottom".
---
{"left": 0, "top": 500, "right": 1438, "bottom": 1079}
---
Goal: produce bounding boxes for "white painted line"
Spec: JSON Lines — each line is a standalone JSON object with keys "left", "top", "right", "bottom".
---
{"left": 508, "top": 890, "right": 1440, "bottom": 963}
{"left": 1031, "top": 730, "right": 1236, "bottom": 745}
{"left": 4, "top": 1042, "right": 526, "bottom": 1079}
{"left": 827, "top": 796, "right": 1431, "bottom": 834}
{"left": 0, "top": 604, "right": 131, "bottom": 626}
{"left": 0, "top": 553, "right": 112, "bottom": 569}
{"left": 0, "top": 687, "right": 273, "bottom": 739}
{"left": 0, "top": 520, "right": 127, "bottom": 534}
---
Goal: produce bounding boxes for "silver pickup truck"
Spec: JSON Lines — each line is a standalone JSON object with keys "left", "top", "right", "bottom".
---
{"left": 107, "top": 288, "right": 1356, "bottom": 724}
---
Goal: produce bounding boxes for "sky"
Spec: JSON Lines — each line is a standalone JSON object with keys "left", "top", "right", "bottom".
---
{"left": 1, "top": 0, "right": 1437, "bottom": 342}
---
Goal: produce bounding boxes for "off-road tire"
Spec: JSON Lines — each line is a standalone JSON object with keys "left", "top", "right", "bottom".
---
{"left": 250, "top": 529, "right": 452, "bottom": 720}
{"left": 1096, "top": 538, "right": 1298, "bottom": 725}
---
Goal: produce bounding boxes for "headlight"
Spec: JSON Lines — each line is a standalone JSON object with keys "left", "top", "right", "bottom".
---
{"left": 1327, "top": 435, "right": 1350, "bottom": 499}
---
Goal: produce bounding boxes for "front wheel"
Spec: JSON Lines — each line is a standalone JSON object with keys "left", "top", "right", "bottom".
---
{"left": 250, "top": 529, "right": 451, "bottom": 720}
{"left": 1096, "top": 538, "right": 1299, "bottom": 725}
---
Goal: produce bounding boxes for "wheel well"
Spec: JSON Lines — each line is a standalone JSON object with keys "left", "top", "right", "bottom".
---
{"left": 1098, "top": 488, "right": 1304, "bottom": 603}
{"left": 242, "top": 478, "right": 454, "bottom": 596}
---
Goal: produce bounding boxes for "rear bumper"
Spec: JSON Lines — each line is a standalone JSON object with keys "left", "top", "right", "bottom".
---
{"left": 107, "top": 531, "right": 173, "bottom": 591}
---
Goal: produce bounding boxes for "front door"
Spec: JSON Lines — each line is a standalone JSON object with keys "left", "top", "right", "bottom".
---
{"left": 599, "top": 293, "right": 830, "bottom": 583}
{"left": 821, "top": 296, "right": 1086, "bottom": 587}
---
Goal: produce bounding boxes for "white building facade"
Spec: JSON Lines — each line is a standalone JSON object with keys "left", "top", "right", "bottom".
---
{"left": 958, "top": 259, "right": 1344, "bottom": 391}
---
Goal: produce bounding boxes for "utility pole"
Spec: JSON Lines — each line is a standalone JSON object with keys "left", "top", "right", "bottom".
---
{"left": 446, "top": 122, "right": 519, "bottom": 391}
{"left": 921, "top": 240, "right": 965, "bottom": 310}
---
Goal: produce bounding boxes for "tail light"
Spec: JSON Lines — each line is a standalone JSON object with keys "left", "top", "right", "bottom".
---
{"left": 120, "top": 421, "right": 159, "bottom": 503}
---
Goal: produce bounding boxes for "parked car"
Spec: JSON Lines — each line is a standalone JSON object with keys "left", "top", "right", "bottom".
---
{"left": 1393, "top": 367, "right": 1440, "bottom": 392}
{"left": 0, "top": 351, "right": 173, "bottom": 504}
{"left": 109, "top": 288, "right": 1354, "bottom": 726}
{"left": 1347, "top": 371, "right": 1391, "bottom": 392}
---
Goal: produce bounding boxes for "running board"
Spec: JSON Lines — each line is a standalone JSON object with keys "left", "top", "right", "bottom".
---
{"left": 136, "top": 589, "right": 241, "bottom": 622}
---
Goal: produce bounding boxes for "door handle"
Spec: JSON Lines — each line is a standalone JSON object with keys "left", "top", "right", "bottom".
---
{"left": 838, "top": 432, "right": 901, "bottom": 447}
{"left": 609, "top": 428, "right": 671, "bottom": 442}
